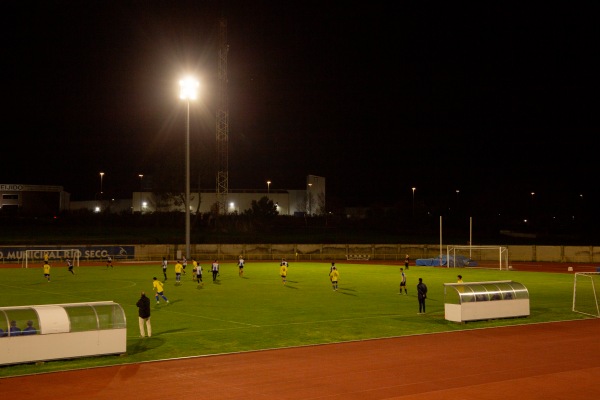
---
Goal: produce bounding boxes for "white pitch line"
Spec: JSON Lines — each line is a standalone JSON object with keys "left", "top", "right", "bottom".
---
{"left": 165, "top": 309, "right": 261, "bottom": 327}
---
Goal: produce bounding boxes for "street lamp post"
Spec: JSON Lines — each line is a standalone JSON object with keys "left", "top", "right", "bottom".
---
{"left": 308, "top": 183, "right": 313, "bottom": 215}
{"left": 412, "top": 187, "right": 416, "bottom": 217}
{"left": 179, "top": 77, "right": 199, "bottom": 261}
{"left": 267, "top": 180, "right": 271, "bottom": 194}
{"left": 139, "top": 174, "right": 144, "bottom": 212}
{"left": 456, "top": 189, "right": 460, "bottom": 212}
{"left": 530, "top": 192, "right": 535, "bottom": 222}
{"left": 100, "top": 172, "right": 104, "bottom": 195}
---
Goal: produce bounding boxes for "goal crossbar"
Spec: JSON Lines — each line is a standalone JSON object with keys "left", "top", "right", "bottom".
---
{"left": 23, "top": 249, "right": 80, "bottom": 269}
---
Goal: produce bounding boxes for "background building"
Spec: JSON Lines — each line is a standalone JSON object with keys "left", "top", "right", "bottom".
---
{"left": 0, "top": 184, "right": 70, "bottom": 216}
{"left": 3, "top": 176, "right": 326, "bottom": 217}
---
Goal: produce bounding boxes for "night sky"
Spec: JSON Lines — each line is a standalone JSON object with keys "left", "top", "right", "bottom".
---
{"left": 3, "top": 2, "right": 597, "bottom": 219}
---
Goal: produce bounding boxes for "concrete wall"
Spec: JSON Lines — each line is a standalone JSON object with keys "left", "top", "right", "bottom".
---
{"left": 131, "top": 244, "right": 600, "bottom": 264}
{"left": 2, "top": 244, "right": 598, "bottom": 265}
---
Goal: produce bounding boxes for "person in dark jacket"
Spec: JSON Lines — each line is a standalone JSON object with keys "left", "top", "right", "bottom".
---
{"left": 417, "top": 278, "right": 428, "bottom": 314}
{"left": 22, "top": 320, "right": 37, "bottom": 335}
{"left": 136, "top": 291, "right": 152, "bottom": 337}
{"left": 9, "top": 320, "right": 22, "bottom": 336}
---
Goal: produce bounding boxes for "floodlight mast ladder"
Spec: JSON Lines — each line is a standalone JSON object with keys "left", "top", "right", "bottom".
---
{"left": 216, "top": 18, "right": 229, "bottom": 215}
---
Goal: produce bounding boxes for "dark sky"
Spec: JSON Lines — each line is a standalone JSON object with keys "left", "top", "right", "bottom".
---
{"left": 3, "top": 1, "right": 597, "bottom": 217}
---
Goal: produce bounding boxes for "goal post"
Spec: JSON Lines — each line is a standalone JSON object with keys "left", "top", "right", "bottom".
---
{"left": 572, "top": 272, "right": 600, "bottom": 318}
{"left": 446, "top": 245, "right": 509, "bottom": 270}
{"left": 22, "top": 249, "right": 80, "bottom": 269}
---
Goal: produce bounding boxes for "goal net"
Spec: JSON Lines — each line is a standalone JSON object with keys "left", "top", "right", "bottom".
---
{"left": 446, "top": 245, "right": 509, "bottom": 270}
{"left": 572, "top": 272, "right": 600, "bottom": 318}
{"left": 22, "top": 249, "right": 80, "bottom": 269}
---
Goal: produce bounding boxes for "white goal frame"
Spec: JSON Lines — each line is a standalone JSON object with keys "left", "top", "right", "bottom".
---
{"left": 22, "top": 249, "right": 80, "bottom": 269}
{"left": 446, "top": 245, "right": 509, "bottom": 270}
{"left": 572, "top": 272, "right": 600, "bottom": 318}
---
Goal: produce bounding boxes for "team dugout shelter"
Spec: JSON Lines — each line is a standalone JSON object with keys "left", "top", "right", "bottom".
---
{"left": 0, "top": 184, "right": 70, "bottom": 217}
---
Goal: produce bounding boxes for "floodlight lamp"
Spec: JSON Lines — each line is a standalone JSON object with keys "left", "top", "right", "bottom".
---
{"left": 179, "top": 78, "right": 199, "bottom": 100}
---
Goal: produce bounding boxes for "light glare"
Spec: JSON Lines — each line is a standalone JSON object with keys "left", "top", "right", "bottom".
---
{"left": 179, "top": 78, "right": 199, "bottom": 100}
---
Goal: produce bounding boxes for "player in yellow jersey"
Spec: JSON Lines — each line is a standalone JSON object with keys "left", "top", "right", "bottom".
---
{"left": 152, "top": 277, "right": 169, "bottom": 305}
{"left": 280, "top": 262, "right": 288, "bottom": 284}
{"left": 174, "top": 260, "right": 183, "bottom": 285}
{"left": 192, "top": 258, "right": 199, "bottom": 280}
{"left": 43, "top": 261, "right": 51, "bottom": 282}
{"left": 329, "top": 266, "right": 339, "bottom": 291}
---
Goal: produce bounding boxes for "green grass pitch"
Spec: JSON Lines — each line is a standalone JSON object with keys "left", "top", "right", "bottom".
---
{"left": 0, "top": 262, "right": 588, "bottom": 377}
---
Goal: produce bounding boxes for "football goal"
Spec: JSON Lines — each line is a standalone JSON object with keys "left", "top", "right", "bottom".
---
{"left": 446, "top": 245, "right": 509, "bottom": 270}
{"left": 22, "top": 249, "right": 80, "bottom": 269}
{"left": 572, "top": 272, "right": 600, "bottom": 318}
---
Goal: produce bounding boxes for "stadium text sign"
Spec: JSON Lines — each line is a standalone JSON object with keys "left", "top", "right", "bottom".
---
{"left": 0, "top": 246, "right": 135, "bottom": 262}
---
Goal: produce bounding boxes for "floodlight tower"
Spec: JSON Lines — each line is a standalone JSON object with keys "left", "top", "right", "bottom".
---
{"left": 216, "top": 18, "right": 229, "bottom": 214}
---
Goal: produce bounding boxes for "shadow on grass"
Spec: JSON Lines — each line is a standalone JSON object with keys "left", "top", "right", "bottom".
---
{"left": 127, "top": 337, "right": 165, "bottom": 355}
{"left": 154, "top": 299, "right": 182, "bottom": 307}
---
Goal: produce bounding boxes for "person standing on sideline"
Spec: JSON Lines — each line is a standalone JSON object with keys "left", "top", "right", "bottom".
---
{"left": 136, "top": 291, "right": 152, "bottom": 337}
{"left": 280, "top": 261, "right": 288, "bottom": 285}
{"left": 329, "top": 266, "right": 339, "bottom": 291}
{"left": 174, "top": 260, "right": 183, "bottom": 285}
{"left": 405, "top": 254, "right": 410, "bottom": 270}
{"left": 195, "top": 261, "right": 203, "bottom": 286}
{"left": 457, "top": 275, "right": 463, "bottom": 284}
{"left": 238, "top": 255, "right": 245, "bottom": 277}
{"left": 417, "top": 278, "right": 428, "bottom": 314}
{"left": 153, "top": 277, "right": 169, "bottom": 305}
{"left": 66, "top": 258, "right": 75, "bottom": 275}
{"left": 106, "top": 255, "right": 113, "bottom": 269}
{"left": 43, "top": 260, "right": 51, "bottom": 282}
{"left": 399, "top": 268, "right": 407, "bottom": 295}
{"left": 211, "top": 260, "right": 220, "bottom": 281}
{"left": 182, "top": 256, "right": 187, "bottom": 275}
{"left": 162, "top": 257, "right": 168, "bottom": 281}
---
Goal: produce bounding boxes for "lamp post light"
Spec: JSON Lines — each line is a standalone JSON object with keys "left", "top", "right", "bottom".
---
{"left": 412, "top": 187, "right": 416, "bottom": 217}
{"left": 267, "top": 180, "right": 271, "bottom": 194}
{"left": 179, "top": 76, "right": 199, "bottom": 261}
{"left": 307, "top": 183, "right": 313, "bottom": 215}
{"left": 100, "top": 172, "right": 105, "bottom": 195}
{"left": 456, "top": 189, "right": 460, "bottom": 212}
